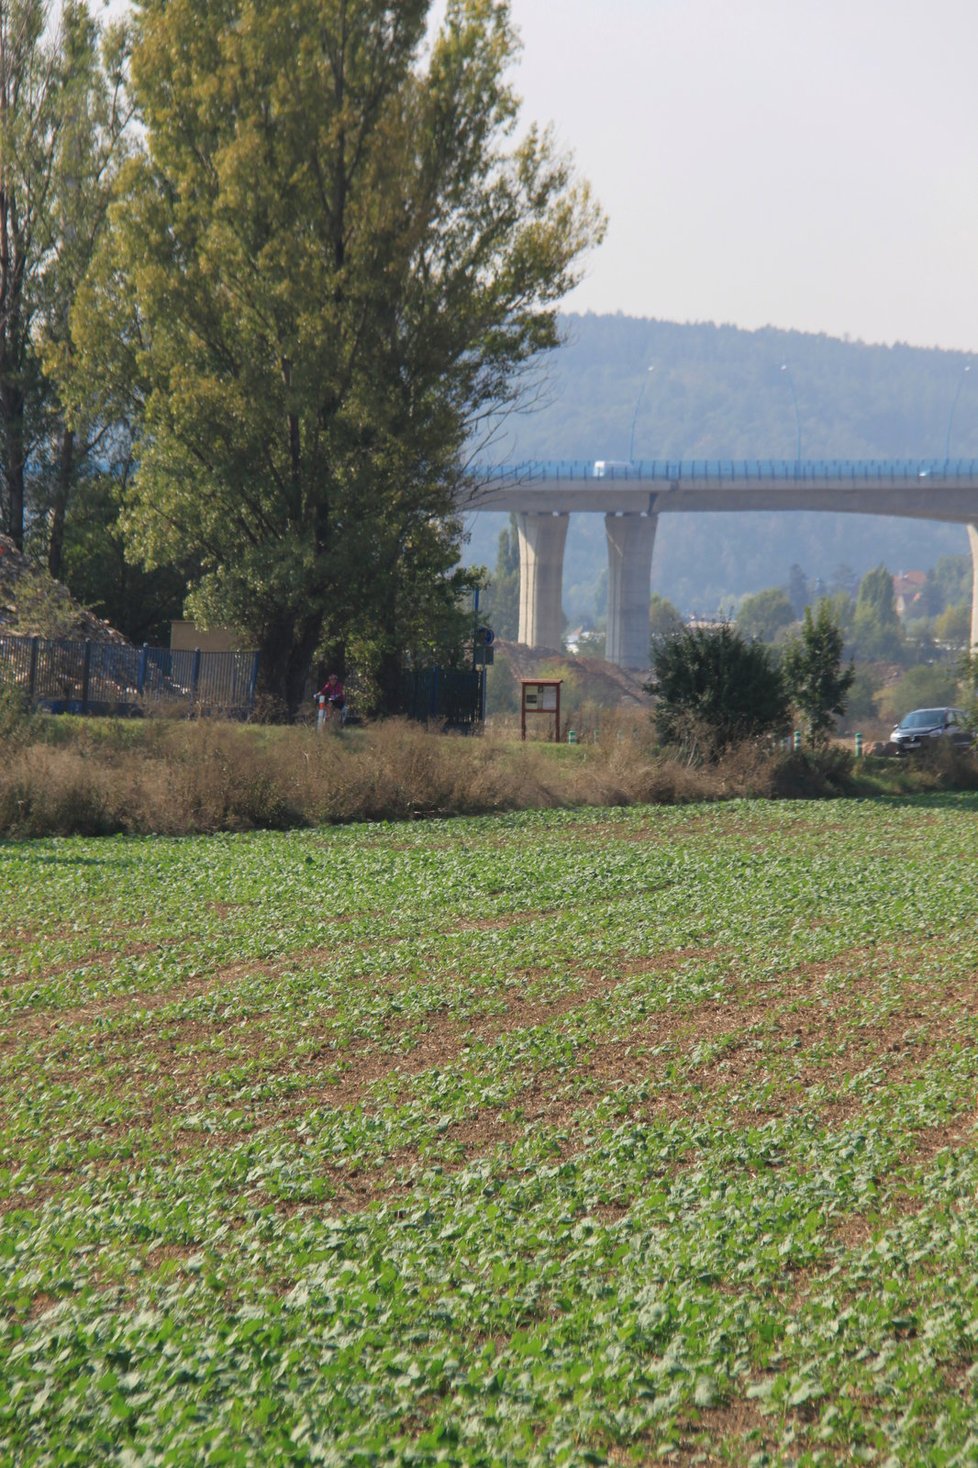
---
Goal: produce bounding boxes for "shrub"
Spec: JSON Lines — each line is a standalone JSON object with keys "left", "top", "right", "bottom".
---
{"left": 647, "top": 622, "right": 789, "bottom": 760}
{"left": 0, "top": 675, "right": 35, "bottom": 750}
{"left": 769, "top": 745, "right": 857, "bottom": 798}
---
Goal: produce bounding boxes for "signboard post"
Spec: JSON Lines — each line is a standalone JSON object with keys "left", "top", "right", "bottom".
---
{"left": 520, "top": 678, "right": 562, "bottom": 742}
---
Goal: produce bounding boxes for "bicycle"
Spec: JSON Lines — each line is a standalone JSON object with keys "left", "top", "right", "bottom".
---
{"left": 316, "top": 692, "right": 347, "bottom": 729}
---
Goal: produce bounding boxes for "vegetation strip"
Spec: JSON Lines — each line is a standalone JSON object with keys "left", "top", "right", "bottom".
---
{"left": 5, "top": 797, "right": 978, "bottom": 1464}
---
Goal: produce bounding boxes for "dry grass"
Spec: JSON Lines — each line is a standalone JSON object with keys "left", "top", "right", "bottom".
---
{"left": 0, "top": 709, "right": 973, "bottom": 838}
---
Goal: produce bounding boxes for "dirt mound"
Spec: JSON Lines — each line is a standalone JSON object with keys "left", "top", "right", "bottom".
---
{"left": 494, "top": 639, "right": 653, "bottom": 708}
{"left": 0, "top": 535, "right": 129, "bottom": 644}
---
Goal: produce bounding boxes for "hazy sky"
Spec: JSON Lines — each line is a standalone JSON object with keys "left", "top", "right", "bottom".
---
{"left": 102, "top": 0, "right": 978, "bottom": 353}
{"left": 499, "top": 0, "right": 978, "bottom": 353}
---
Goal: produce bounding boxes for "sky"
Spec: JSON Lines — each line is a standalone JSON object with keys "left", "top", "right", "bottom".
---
{"left": 100, "top": 0, "right": 978, "bottom": 354}
{"left": 495, "top": 0, "right": 978, "bottom": 354}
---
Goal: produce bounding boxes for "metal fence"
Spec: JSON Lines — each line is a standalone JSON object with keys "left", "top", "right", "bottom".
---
{"left": 399, "top": 667, "right": 485, "bottom": 731}
{"left": 0, "top": 635, "right": 260, "bottom": 719}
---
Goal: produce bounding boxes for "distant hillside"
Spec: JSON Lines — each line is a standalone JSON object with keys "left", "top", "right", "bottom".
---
{"left": 463, "top": 314, "right": 978, "bottom": 619}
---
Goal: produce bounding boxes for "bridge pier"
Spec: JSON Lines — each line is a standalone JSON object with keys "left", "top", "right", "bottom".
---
{"left": 474, "top": 461, "right": 978, "bottom": 665}
{"left": 516, "top": 512, "right": 569, "bottom": 650}
{"left": 605, "top": 513, "right": 657, "bottom": 668}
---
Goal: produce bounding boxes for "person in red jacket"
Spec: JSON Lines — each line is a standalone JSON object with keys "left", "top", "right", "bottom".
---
{"left": 316, "top": 673, "right": 345, "bottom": 727}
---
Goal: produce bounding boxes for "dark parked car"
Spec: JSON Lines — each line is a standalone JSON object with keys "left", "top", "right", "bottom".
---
{"left": 890, "top": 706, "right": 972, "bottom": 754}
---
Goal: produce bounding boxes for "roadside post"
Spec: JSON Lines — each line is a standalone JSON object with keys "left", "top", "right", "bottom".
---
{"left": 520, "top": 678, "right": 562, "bottom": 742}
{"left": 473, "top": 634, "right": 493, "bottom": 723}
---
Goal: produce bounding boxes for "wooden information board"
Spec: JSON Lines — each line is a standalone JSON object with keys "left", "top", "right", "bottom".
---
{"left": 520, "top": 679, "right": 562, "bottom": 741}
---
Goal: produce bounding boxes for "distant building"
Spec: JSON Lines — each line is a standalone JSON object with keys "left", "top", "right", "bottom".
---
{"left": 170, "top": 620, "right": 246, "bottom": 653}
{"left": 892, "top": 570, "right": 927, "bottom": 618}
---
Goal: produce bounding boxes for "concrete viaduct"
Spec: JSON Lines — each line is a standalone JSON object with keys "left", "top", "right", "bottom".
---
{"left": 469, "top": 458, "right": 978, "bottom": 668}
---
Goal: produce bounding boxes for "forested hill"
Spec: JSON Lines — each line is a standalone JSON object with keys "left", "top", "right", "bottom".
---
{"left": 464, "top": 314, "right": 978, "bottom": 618}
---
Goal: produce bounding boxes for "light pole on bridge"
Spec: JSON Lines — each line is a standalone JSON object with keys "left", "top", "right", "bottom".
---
{"left": 628, "top": 365, "right": 655, "bottom": 462}
{"left": 780, "top": 363, "right": 802, "bottom": 463}
{"left": 944, "top": 363, "right": 972, "bottom": 462}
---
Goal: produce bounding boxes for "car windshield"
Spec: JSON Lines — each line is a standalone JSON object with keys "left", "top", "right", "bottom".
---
{"left": 899, "top": 709, "right": 944, "bottom": 730}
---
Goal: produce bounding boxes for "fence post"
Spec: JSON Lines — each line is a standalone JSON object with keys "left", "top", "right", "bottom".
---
{"left": 28, "top": 637, "right": 39, "bottom": 704}
{"left": 246, "top": 653, "right": 260, "bottom": 714}
{"left": 81, "top": 640, "right": 92, "bottom": 715}
{"left": 137, "top": 643, "right": 148, "bottom": 697}
{"left": 190, "top": 648, "right": 202, "bottom": 709}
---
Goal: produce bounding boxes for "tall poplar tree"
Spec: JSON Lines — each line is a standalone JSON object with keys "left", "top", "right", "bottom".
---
{"left": 35, "top": 5, "right": 133, "bottom": 580}
{"left": 781, "top": 600, "right": 854, "bottom": 747}
{"left": 852, "top": 563, "right": 903, "bottom": 661}
{"left": 72, "top": 0, "right": 603, "bottom": 715}
{"left": 490, "top": 514, "right": 520, "bottom": 640}
{"left": 0, "top": 0, "right": 131, "bottom": 557}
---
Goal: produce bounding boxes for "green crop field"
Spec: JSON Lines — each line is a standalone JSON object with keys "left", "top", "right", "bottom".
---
{"left": 4, "top": 797, "right": 978, "bottom": 1465}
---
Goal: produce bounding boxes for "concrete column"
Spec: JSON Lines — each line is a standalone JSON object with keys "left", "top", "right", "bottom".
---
{"left": 516, "top": 512, "right": 569, "bottom": 650}
{"left": 968, "top": 524, "right": 978, "bottom": 648}
{"left": 605, "top": 512, "right": 657, "bottom": 668}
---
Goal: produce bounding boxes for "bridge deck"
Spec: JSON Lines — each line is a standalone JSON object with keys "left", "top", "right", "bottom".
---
{"left": 470, "top": 459, "right": 978, "bottom": 524}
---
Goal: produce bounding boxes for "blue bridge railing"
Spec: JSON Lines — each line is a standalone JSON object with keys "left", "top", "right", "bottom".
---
{"left": 472, "top": 458, "right": 978, "bottom": 484}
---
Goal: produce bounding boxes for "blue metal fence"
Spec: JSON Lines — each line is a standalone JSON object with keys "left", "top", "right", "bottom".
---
{"left": 0, "top": 635, "right": 260, "bottom": 719}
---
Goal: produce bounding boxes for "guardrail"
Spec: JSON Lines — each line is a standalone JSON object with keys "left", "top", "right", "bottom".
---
{"left": 0, "top": 635, "right": 260, "bottom": 719}
{"left": 472, "top": 458, "right": 978, "bottom": 484}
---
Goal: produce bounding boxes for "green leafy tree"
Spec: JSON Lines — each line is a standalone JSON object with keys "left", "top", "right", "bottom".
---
{"left": 72, "top": 0, "right": 603, "bottom": 715}
{"left": 786, "top": 563, "right": 809, "bottom": 618}
{"left": 736, "top": 586, "right": 795, "bottom": 643}
{"left": 0, "top": 0, "right": 129, "bottom": 550}
{"left": 829, "top": 564, "right": 857, "bottom": 598}
{"left": 489, "top": 514, "right": 520, "bottom": 640}
{"left": 821, "top": 588, "right": 854, "bottom": 639}
{"left": 923, "top": 554, "right": 971, "bottom": 616}
{"left": 934, "top": 601, "right": 970, "bottom": 648}
{"left": 877, "top": 662, "right": 961, "bottom": 727}
{"left": 648, "top": 592, "right": 683, "bottom": 651}
{"left": 852, "top": 564, "right": 903, "bottom": 661}
{"left": 34, "top": 6, "right": 134, "bottom": 580}
{"left": 646, "top": 622, "right": 788, "bottom": 759}
{"left": 54, "top": 465, "right": 190, "bottom": 645}
{"left": 781, "top": 601, "right": 854, "bottom": 747}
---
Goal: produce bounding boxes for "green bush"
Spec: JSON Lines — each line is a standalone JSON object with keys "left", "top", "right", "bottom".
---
{"left": 0, "top": 675, "right": 36, "bottom": 750}
{"left": 647, "top": 622, "right": 788, "bottom": 760}
{"left": 770, "top": 745, "right": 856, "bottom": 798}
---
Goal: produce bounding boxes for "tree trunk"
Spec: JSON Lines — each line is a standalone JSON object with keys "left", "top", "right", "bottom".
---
{"left": 256, "top": 608, "right": 325, "bottom": 722}
{"left": 376, "top": 644, "right": 403, "bottom": 716}
{"left": 0, "top": 380, "right": 26, "bottom": 548}
{"left": 47, "top": 424, "right": 75, "bottom": 578}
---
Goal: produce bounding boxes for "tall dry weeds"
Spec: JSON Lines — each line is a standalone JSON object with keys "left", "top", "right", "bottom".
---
{"left": 0, "top": 712, "right": 947, "bottom": 840}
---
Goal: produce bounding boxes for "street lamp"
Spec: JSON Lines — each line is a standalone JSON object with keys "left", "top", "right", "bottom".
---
{"left": 628, "top": 366, "right": 655, "bottom": 462}
{"left": 780, "top": 363, "right": 801, "bottom": 463}
{"left": 944, "top": 363, "right": 972, "bottom": 462}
